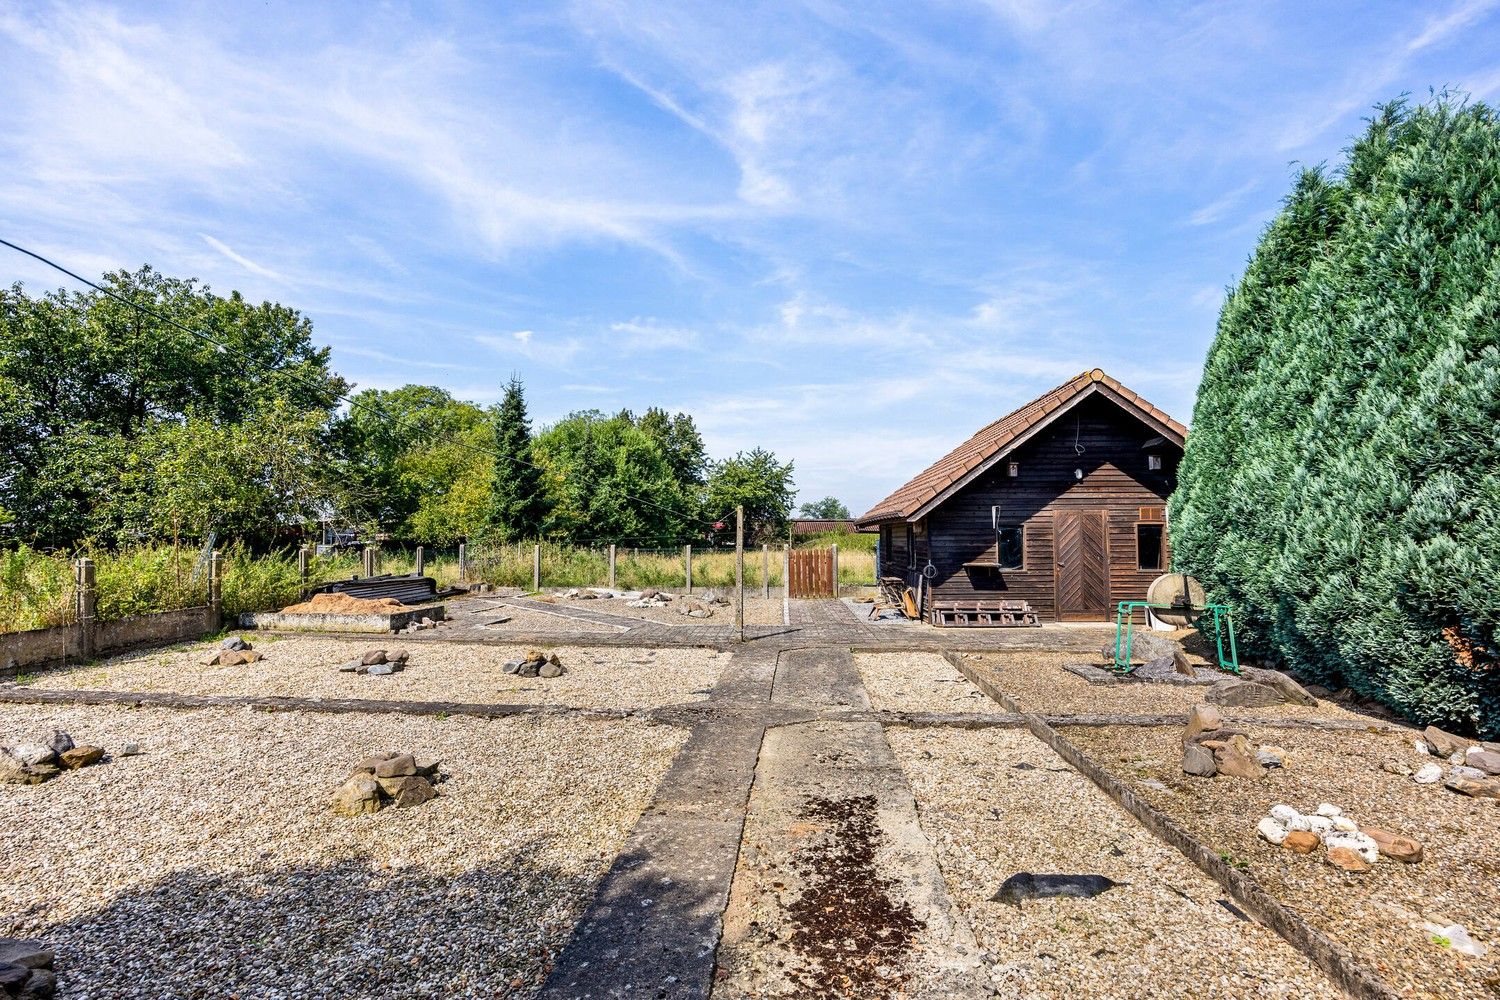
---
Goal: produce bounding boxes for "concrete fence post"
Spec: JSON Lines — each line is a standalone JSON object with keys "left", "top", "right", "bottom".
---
{"left": 209, "top": 550, "right": 223, "bottom": 631}
{"left": 831, "top": 543, "right": 840, "bottom": 599}
{"left": 783, "top": 545, "right": 791, "bottom": 601}
{"left": 761, "top": 543, "right": 770, "bottom": 599}
{"left": 608, "top": 544, "right": 617, "bottom": 589}
{"left": 298, "top": 546, "right": 309, "bottom": 587}
{"left": 361, "top": 545, "right": 375, "bottom": 578}
{"left": 684, "top": 544, "right": 693, "bottom": 594}
{"left": 458, "top": 543, "right": 468, "bottom": 582}
{"left": 75, "top": 557, "right": 96, "bottom": 660}
{"left": 415, "top": 545, "right": 426, "bottom": 577}
{"left": 735, "top": 506, "right": 745, "bottom": 640}
{"left": 533, "top": 544, "right": 542, "bottom": 592}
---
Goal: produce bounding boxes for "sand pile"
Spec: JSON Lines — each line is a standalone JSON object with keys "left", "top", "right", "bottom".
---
{"left": 280, "top": 593, "right": 409, "bottom": 615}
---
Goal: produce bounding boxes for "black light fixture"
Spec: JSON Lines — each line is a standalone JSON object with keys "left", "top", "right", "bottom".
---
{"left": 1007, "top": 461, "right": 1020, "bottom": 477}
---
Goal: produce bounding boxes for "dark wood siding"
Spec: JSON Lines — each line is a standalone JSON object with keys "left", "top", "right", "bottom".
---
{"left": 924, "top": 394, "right": 1179, "bottom": 621}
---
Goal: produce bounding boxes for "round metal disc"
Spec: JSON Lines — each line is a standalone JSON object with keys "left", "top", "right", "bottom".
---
{"left": 1146, "top": 573, "right": 1205, "bottom": 627}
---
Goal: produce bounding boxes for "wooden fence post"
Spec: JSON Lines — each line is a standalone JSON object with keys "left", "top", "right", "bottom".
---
{"left": 458, "top": 543, "right": 467, "bottom": 582}
{"left": 75, "top": 557, "right": 96, "bottom": 661}
{"left": 608, "top": 544, "right": 617, "bottom": 589}
{"left": 735, "top": 506, "right": 745, "bottom": 640}
{"left": 831, "top": 543, "right": 839, "bottom": 599}
{"left": 533, "top": 544, "right": 542, "bottom": 591}
{"left": 415, "top": 545, "right": 425, "bottom": 577}
{"left": 209, "top": 550, "right": 223, "bottom": 631}
{"left": 684, "top": 544, "right": 693, "bottom": 594}
{"left": 761, "top": 543, "right": 770, "bottom": 599}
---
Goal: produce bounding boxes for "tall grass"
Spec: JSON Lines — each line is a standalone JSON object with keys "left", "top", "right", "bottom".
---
{"left": 467, "top": 542, "right": 875, "bottom": 590}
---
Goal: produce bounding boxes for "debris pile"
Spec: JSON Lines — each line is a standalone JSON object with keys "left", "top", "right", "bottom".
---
{"left": 281, "top": 593, "right": 407, "bottom": 615}
{"left": 503, "top": 650, "right": 566, "bottom": 678}
{"left": 1256, "top": 801, "right": 1424, "bottom": 873}
{"left": 0, "top": 938, "right": 54, "bottom": 999}
{"left": 201, "top": 635, "right": 263, "bottom": 666}
{"left": 331, "top": 752, "right": 442, "bottom": 816}
{"left": 0, "top": 729, "right": 126, "bottom": 785}
{"left": 627, "top": 588, "right": 673, "bottom": 609}
{"left": 1411, "top": 725, "right": 1500, "bottom": 799}
{"left": 337, "top": 649, "right": 410, "bottom": 675}
{"left": 1178, "top": 704, "right": 1284, "bottom": 779}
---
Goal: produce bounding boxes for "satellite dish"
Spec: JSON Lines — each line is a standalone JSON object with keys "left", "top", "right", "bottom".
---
{"left": 1146, "top": 573, "right": 1205, "bottom": 627}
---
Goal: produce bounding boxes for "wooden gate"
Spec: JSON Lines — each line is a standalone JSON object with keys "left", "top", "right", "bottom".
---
{"left": 788, "top": 548, "right": 836, "bottom": 598}
{"left": 1054, "top": 510, "right": 1109, "bottom": 620}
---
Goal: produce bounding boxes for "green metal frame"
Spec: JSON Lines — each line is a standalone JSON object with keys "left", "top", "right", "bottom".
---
{"left": 1112, "top": 601, "right": 1239, "bottom": 675}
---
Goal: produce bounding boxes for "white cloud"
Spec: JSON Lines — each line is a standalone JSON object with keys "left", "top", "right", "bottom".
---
{"left": 1185, "top": 180, "right": 1259, "bottom": 227}
{"left": 199, "top": 234, "right": 282, "bottom": 281}
{"left": 609, "top": 319, "right": 700, "bottom": 350}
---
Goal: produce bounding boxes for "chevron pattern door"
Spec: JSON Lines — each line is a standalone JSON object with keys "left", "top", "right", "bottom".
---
{"left": 1054, "top": 510, "right": 1108, "bottom": 620}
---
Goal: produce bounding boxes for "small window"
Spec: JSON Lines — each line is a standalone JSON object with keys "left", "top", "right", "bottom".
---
{"left": 1148, "top": 453, "right": 1163, "bottom": 471}
{"left": 1007, "top": 461, "right": 1020, "bottom": 477}
{"left": 997, "top": 525, "right": 1024, "bottom": 570}
{"left": 1137, "top": 523, "right": 1163, "bottom": 571}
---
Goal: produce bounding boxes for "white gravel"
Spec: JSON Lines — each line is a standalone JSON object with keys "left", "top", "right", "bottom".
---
{"left": 886, "top": 726, "right": 1333, "bottom": 998}
{"left": 39, "top": 638, "right": 729, "bottom": 710}
{"left": 855, "top": 652, "right": 992, "bottom": 713}
{"left": 0, "top": 702, "right": 686, "bottom": 999}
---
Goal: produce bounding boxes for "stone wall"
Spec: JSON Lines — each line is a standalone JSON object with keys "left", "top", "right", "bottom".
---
{"left": 1, "top": 605, "right": 216, "bottom": 680}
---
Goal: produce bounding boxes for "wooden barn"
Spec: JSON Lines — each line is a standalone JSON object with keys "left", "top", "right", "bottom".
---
{"left": 854, "top": 369, "right": 1186, "bottom": 623}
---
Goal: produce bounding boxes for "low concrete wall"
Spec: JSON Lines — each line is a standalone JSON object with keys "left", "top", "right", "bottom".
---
{"left": 1, "top": 605, "right": 217, "bottom": 680}
{"left": 239, "top": 605, "right": 444, "bottom": 634}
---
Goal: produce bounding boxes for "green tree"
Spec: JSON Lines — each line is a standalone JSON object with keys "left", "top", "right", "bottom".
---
{"left": 638, "top": 407, "right": 709, "bottom": 487}
{"left": 485, "top": 376, "right": 546, "bottom": 541}
{"left": 704, "top": 448, "right": 796, "bottom": 542}
{"left": 1171, "top": 96, "right": 1500, "bottom": 737}
{"left": 799, "top": 496, "right": 850, "bottom": 519}
{"left": 532, "top": 410, "right": 695, "bottom": 543}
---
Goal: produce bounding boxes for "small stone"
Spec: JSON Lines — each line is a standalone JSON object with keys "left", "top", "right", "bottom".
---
{"left": 331, "top": 774, "right": 383, "bottom": 816}
{"left": 415, "top": 758, "right": 441, "bottom": 779}
{"left": 1380, "top": 761, "right": 1413, "bottom": 776}
{"left": 1256, "top": 747, "right": 1285, "bottom": 768}
{"left": 501, "top": 660, "right": 523, "bottom": 675}
{"left": 1327, "top": 847, "right": 1371, "bottom": 872}
{"left": 1361, "top": 827, "right": 1423, "bottom": 863}
{"left": 59, "top": 745, "right": 104, "bottom": 769}
{"left": 1304, "top": 815, "right": 1335, "bottom": 838}
{"left": 18, "top": 967, "right": 56, "bottom": 999}
{"left": 338, "top": 660, "right": 362, "bottom": 672}
{"left": 361, "top": 650, "right": 388, "bottom": 666}
{"left": 386, "top": 774, "right": 437, "bottom": 808}
{"left": 216, "top": 650, "right": 249, "bottom": 666}
{"left": 1325, "top": 831, "right": 1380, "bottom": 864}
{"left": 119, "top": 742, "right": 141, "bottom": 757}
{"left": 1413, "top": 762, "right": 1444, "bottom": 784}
{"left": 374, "top": 754, "right": 417, "bottom": 778}
{"left": 1330, "top": 816, "right": 1358, "bottom": 832}
{"left": 1256, "top": 817, "right": 1287, "bottom": 845}
{"left": 366, "top": 662, "right": 396, "bottom": 676}
{"left": 420, "top": 617, "right": 436, "bottom": 627}
{"left": 351, "top": 752, "right": 400, "bottom": 774}
{"left": 4, "top": 743, "right": 54, "bottom": 767}
{"left": 1283, "top": 830, "right": 1321, "bottom": 854}
{"left": 1182, "top": 704, "right": 1222, "bottom": 744}
{"left": 240, "top": 650, "right": 263, "bottom": 663}
{"left": 1269, "top": 804, "right": 1301, "bottom": 826}
{"left": 1314, "top": 803, "right": 1342, "bottom": 817}
{"left": 1423, "top": 725, "right": 1470, "bottom": 758}
{"left": 1213, "top": 742, "right": 1264, "bottom": 779}
{"left": 389, "top": 649, "right": 410, "bottom": 664}
{"left": 220, "top": 636, "right": 250, "bottom": 651}
{"left": 1449, "top": 765, "right": 1486, "bottom": 781}
{"left": 199, "top": 651, "right": 222, "bottom": 666}
{"left": 1445, "top": 776, "right": 1500, "bottom": 799}
{"left": 1466, "top": 748, "right": 1500, "bottom": 775}
{"left": 1182, "top": 742, "right": 1217, "bottom": 777}
{"left": 48, "top": 730, "right": 75, "bottom": 757}
{"left": 539, "top": 662, "right": 565, "bottom": 678}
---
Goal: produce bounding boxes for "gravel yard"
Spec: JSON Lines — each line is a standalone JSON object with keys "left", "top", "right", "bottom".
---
{"left": 1064, "top": 724, "right": 1500, "bottom": 1000}
{"left": 855, "top": 652, "right": 992, "bottom": 713}
{"left": 886, "top": 726, "right": 1333, "bottom": 999}
{"left": 540, "top": 593, "right": 785, "bottom": 627}
{"left": 0, "top": 702, "right": 686, "bottom": 999}
{"left": 38, "top": 639, "right": 728, "bottom": 711}
{"left": 961, "top": 651, "right": 1383, "bottom": 724}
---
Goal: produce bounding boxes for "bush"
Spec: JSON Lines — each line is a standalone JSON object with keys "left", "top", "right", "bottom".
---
{"left": 1171, "top": 96, "right": 1500, "bottom": 737}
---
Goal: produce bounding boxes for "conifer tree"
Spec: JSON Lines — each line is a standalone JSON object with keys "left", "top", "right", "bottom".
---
{"left": 485, "top": 376, "right": 546, "bottom": 541}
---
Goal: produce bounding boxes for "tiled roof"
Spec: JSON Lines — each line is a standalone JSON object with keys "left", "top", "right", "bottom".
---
{"left": 855, "top": 368, "right": 1187, "bottom": 526}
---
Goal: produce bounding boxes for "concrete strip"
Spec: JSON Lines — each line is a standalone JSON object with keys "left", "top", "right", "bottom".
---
{"left": 770, "top": 647, "right": 869, "bottom": 709}
{"left": 536, "top": 649, "right": 776, "bottom": 1000}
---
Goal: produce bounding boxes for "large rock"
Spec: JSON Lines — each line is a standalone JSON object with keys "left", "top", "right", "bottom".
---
{"left": 361, "top": 649, "right": 388, "bottom": 666}
{"left": 539, "top": 661, "right": 565, "bottom": 678}
{"left": 17, "top": 967, "right": 55, "bottom": 999}
{"left": 0, "top": 963, "right": 27, "bottom": 990}
{"left": 1283, "top": 830, "right": 1321, "bottom": 854}
{"left": 1213, "top": 740, "right": 1264, "bottom": 779}
{"left": 1183, "top": 704, "right": 1222, "bottom": 744}
{"left": 1256, "top": 817, "right": 1287, "bottom": 844}
{"left": 1464, "top": 748, "right": 1500, "bottom": 776}
{"left": 47, "top": 731, "right": 74, "bottom": 758}
{"left": 1182, "top": 742, "right": 1217, "bottom": 777}
{"left": 59, "top": 746, "right": 104, "bottom": 769}
{"left": 1243, "top": 668, "right": 1319, "bottom": 707}
{"left": 4, "top": 743, "right": 54, "bottom": 767}
{"left": 331, "top": 774, "right": 383, "bottom": 816}
{"left": 1361, "top": 827, "right": 1423, "bottom": 864}
{"left": 1445, "top": 776, "right": 1500, "bottom": 799}
{"left": 1423, "top": 725, "right": 1470, "bottom": 757}
{"left": 1326, "top": 846, "right": 1371, "bottom": 873}
{"left": 374, "top": 754, "right": 417, "bottom": 778}
{"left": 1414, "top": 762, "right": 1444, "bottom": 784}
{"left": 0, "top": 940, "right": 54, "bottom": 970}
{"left": 0, "top": 757, "right": 58, "bottom": 785}
{"left": 385, "top": 775, "right": 437, "bottom": 809}
{"left": 1206, "top": 679, "right": 1288, "bottom": 708}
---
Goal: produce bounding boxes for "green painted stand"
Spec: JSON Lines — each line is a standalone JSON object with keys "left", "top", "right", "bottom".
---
{"left": 1112, "top": 600, "right": 1239, "bottom": 675}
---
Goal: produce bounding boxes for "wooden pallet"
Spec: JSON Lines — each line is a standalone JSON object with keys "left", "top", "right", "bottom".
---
{"left": 929, "top": 599, "right": 1040, "bottom": 628}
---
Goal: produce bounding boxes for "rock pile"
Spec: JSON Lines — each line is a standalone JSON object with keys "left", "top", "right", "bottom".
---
{"left": 627, "top": 588, "right": 673, "bottom": 609}
{"left": 1256, "top": 802, "right": 1423, "bottom": 872}
{"left": 331, "top": 753, "right": 441, "bottom": 816}
{"left": 503, "top": 650, "right": 566, "bottom": 678}
{"left": 338, "top": 649, "right": 410, "bottom": 675}
{"left": 0, "top": 939, "right": 54, "bottom": 999}
{"left": 1412, "top": 725, "right": 1500, "bottom": 799}
{"left": 397, "top": 615, "right": 443, "bottom": 633}
{"left": 1179, "top": 704, "right": 1282, "bottom": 779}
{"left": 201, "top": 635, "right": 263, "bottom": 666}
{"left": 0, "top": 729, "right": 115, "bottom": 785}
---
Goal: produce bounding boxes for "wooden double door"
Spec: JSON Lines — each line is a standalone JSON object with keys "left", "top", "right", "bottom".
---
{"left": 1054, "top": 510, "right": 1109, "bottom": 620}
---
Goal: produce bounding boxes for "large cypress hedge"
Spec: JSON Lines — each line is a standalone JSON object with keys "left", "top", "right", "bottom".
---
{"left": 1171, "top": 97, "right": 1500, "bottom": 737}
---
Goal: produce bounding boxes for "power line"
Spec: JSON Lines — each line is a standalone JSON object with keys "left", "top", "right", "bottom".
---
{"left": 1, "top": 238, "right": 721, "bottom": 531}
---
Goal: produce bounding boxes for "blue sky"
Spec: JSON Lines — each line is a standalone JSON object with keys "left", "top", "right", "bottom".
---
{"left": 3, "top": 1, "right": 1498, "bottom": 514}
